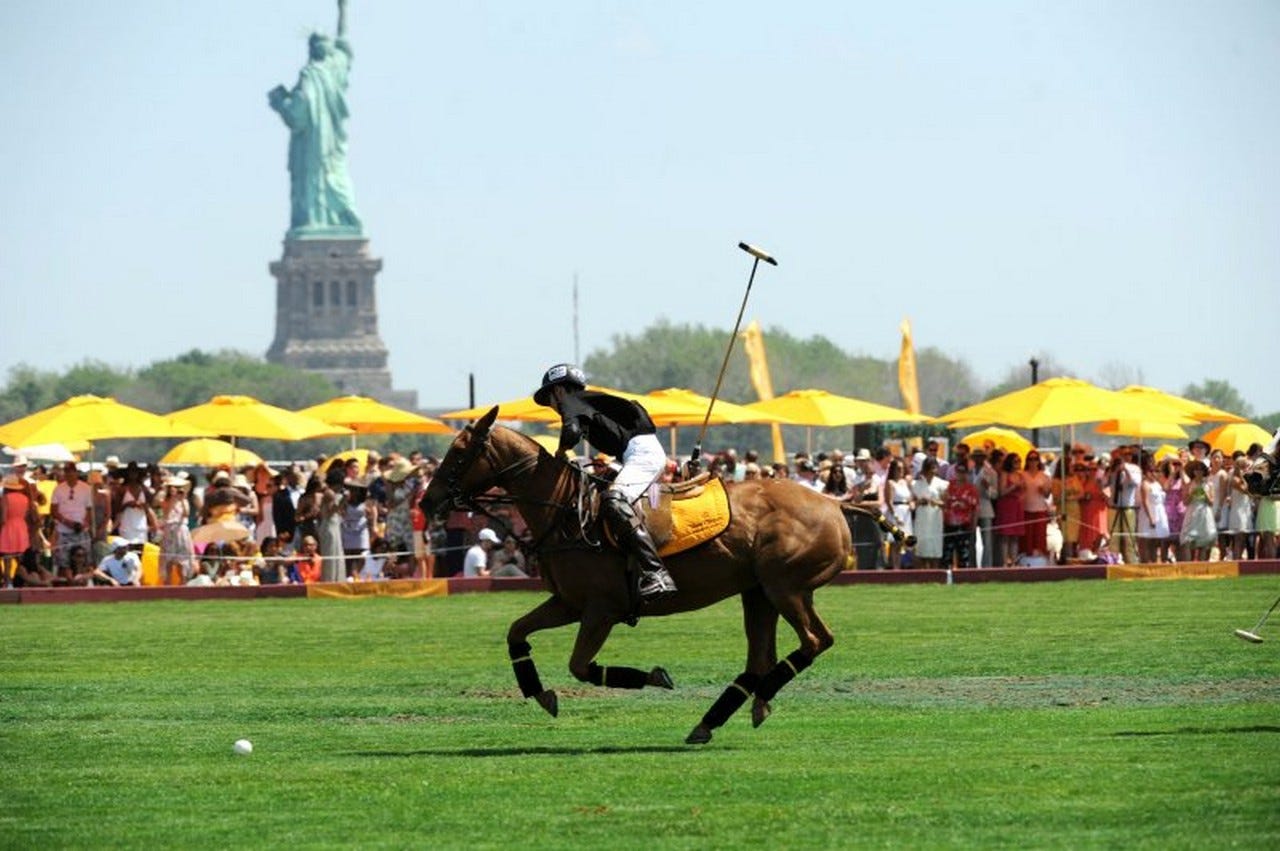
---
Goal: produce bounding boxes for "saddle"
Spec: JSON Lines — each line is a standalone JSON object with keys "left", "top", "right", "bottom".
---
{"left": 592, "top": 473, "right": 731, "bottom": 557}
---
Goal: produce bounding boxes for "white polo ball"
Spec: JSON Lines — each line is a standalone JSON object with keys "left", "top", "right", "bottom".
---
{"left": 233, "top": 738, "right": 253, "bottom": 756}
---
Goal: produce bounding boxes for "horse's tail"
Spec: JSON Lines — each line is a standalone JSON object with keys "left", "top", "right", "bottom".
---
{"left": 840, "top": 503, "right": 917, "bottom": 547}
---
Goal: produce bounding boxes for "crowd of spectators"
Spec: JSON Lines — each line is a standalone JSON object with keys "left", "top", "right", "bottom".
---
{"left": 0, "top": 448, "right": 535, "bottom": 589}
{"left": 2, "top": 431, "right": 1275, "bottom": 589}
{"left": 689, "top": 434, "right": 1278, "bottom": 569}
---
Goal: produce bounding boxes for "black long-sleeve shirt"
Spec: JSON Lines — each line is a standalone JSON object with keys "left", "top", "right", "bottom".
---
{"left": 555, "top": 390, "right": 656, "bottom": 457}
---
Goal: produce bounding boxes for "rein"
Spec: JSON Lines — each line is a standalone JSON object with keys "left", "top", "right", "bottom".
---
{"left": 441, "top": 427, "right": 604, "bottom": 558}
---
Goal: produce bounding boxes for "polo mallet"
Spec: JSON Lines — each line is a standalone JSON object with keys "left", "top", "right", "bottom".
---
{"left": 689, "top": 242, "right": 778, "bottom": 468}
{"left": 1234, "top": 593, "right": 1280, "bottom": 643}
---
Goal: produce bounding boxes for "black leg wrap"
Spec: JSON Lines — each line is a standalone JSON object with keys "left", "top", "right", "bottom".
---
{"left": 509, "top": 640, "right": 543, "bottom": 699}
{"left": 586, "top": 662, "right": 649, "bottom": 689}
{"left": 754, "top": 649, "right": 813, "bottom": 703}
{"left": 700, "top": 672, "right": 760, "bottom": 730}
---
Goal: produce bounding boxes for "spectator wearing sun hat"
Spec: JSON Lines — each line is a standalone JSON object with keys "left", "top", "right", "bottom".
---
{"left": 1, "top": 457, "right": 39, "bottom": 587}
{"left": 159, "top": 472, "right": 196, "bottom": 581}
{"left": 382, "top": 458, "right": 419, "bottom": 573}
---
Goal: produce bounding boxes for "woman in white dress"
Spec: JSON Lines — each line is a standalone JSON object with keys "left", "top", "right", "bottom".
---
{"left": 1137, "top": 456, "right": 1170, "bottom": 563}
{"left": 911, "top": 458, "right": 948, "bottom": 569}
{"left": 1227, "top": 455, "right": 1256, "bottom": 560}
{"left": 1180, "top": 460, "right": 1217, "bottom": 561}
{"left": 880, "top": 458, "right": 913, "bottom": 570}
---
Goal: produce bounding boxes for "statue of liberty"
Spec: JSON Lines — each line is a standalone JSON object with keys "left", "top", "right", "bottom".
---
{"left": 268, "top": 0, "right": 363, "bottom": 238}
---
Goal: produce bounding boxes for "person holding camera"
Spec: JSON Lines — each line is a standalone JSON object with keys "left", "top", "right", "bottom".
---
{"left": 1105, "top": 447, "right": 1142, "bottom": 564}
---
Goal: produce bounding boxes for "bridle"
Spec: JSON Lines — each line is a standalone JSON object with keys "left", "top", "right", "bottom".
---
{"left": 431, "top": 424, "right": 603, "bottom": 556}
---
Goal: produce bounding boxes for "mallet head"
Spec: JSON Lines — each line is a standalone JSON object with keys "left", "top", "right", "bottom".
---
{"left": 1234, "top": 628, "right": 1264, "bottom": 644}
{"left": 738, "top": 242, "right": 778, "bottom": 266}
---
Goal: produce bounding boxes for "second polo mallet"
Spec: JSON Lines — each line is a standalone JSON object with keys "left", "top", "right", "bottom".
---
{"left": 689, "top": 242, "right": 778, "bottom": 466}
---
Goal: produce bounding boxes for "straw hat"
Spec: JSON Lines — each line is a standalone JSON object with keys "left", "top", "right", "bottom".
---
{"left": 385, "top": 457, "right": 415, "bottom": 484}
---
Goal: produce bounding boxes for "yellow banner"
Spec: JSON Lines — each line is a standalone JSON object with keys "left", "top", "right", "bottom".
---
{"left": 740, "top": 319, "right": 786, "bottom": 464}
{"left": 307, "top": 579, "right": 450, "bottom": 598}
{"left": 1106, "top": 562, "right": 1239, "bottom": 581}
{"left": 898, "top": 318, "right": 921, "bottom": 415}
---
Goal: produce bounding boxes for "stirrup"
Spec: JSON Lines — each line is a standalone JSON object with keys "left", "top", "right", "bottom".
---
{"left": 638, "top": 568, "right": 677, "bottom": 600}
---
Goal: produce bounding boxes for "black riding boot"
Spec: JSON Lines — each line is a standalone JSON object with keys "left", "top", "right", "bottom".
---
{"left": 602, "top": 492, "right": 677, "bottom": 601}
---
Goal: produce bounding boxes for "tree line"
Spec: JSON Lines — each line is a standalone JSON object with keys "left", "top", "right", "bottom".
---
{"left": 1, "top": 327, "right": 1271, "bottom": 462}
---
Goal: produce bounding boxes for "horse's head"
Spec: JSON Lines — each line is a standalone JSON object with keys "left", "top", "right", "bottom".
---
{"left": 420, "top": 406, "right": 501, "bottom": 520}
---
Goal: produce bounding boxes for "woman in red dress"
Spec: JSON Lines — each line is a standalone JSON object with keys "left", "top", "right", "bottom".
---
{"left": 994, "top": 453, "right": 1025, "bottom": 566}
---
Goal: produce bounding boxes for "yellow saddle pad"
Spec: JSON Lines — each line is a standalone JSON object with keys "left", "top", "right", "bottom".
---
{"left": 648, "top": 477, "right": 731, "bottom": 557}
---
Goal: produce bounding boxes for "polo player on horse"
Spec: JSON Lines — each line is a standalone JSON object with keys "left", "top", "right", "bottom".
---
{"left": 533, "top": 363, "right": 678, "bottom": 602}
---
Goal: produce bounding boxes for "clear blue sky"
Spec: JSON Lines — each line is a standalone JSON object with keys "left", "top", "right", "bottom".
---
{"left": 3, "top": 1, "right": 1277, "bottom": 414}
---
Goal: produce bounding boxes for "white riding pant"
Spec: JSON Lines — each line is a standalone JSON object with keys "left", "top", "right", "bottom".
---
{"left": 608, "top": 433, "right": 666, "bottom": 505}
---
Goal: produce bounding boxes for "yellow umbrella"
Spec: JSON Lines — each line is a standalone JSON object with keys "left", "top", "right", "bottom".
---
{"left": 0, "top": 395, "right": 214, "bottom": 448}
{"left": 1096, "top": 419, "right": 1189, "bottom": 440}
{"left": 160, "top": 438, "right": 264, "bottom": 468}
{"left": 440, "top": 396, "right": 560, "bottom": 423}
{"left": 529, "top": 435, "right": 560, "bottom": 454}
{"left": 1201, "top": 422, "right": 1274, "bottom": 456}
{"left": 960, "top": 427, "right": 1033, "bottom": 457}
{"left": 297, "top": 396, "right": 454, "bottom": 438}
{"left": 744, "top": 389, "right": 931, "bottom": 426}
{"left": 937, "top": 378, "right": 1198, "bottom": 429}
{"left": 439, "top": 385, "right": 773, "bottom": 427}
{"left": 1153, "top": 444, "right": 1181, "bottom": 462}
{"left": 639, "top": 387, "right": 795, "bottom": 426}
{"left": 1117, "top": 385, "right": 1247, "bottom": 424}
{"left": 323, "top": 448, "right": 371, "bottom": 477}
{"left": 168, "top": 395, "right": 352, "bottom": 441}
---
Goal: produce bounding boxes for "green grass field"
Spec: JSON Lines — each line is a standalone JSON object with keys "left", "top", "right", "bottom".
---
{"left": 3, "top": 578, "right": 1279, "bottom": 849}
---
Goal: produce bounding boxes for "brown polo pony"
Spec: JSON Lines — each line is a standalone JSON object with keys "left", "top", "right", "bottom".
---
{"left": 420, "top": 406, "right": 856, "bottom": 744}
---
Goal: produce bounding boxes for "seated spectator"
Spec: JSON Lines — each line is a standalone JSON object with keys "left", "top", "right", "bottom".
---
{"left": 464, "top": 527, "right": 501, "bottom": 577}
{"left": 12, "top": 548, "right": 55, "bottom": 587}
{"left": 56, "top": 544, "right": 95, "bottom": 586}
{"left": 257, "top": 536, "right": 289, "bottom": 585}
{"left": 93, "top": 538, "right": 141, "bottom": 586}
{"left": 489, "top": 535, "right": 529, "bottom": 578}
{"left": 358, "top": 537, "right": 390, "bottom": 580}
{"left": 293, "top": 534, "right": 323, "bottom": 584}
{"left": 235, "top": 541, "right": 261, "bottom": 585}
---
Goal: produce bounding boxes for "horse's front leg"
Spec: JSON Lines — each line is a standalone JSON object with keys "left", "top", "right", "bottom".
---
{"left": 507, "top": 595, "right": 580, "bottom": 717}
{"left": 569, "top": 604, "right": 675, "bottom": 691}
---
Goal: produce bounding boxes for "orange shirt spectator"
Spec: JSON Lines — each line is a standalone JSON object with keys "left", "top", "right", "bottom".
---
{"left": 294, "top": 535, "right": 323, "bottom": 583}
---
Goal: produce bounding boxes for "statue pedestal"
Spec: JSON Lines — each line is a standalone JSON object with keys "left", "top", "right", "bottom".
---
{"left": 266, "top": 237, "right": 418, "bottom": 410}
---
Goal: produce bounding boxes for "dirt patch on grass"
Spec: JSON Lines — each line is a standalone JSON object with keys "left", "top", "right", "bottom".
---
{"left": 828, "top": 676, "right": 1280, "bottom": 708}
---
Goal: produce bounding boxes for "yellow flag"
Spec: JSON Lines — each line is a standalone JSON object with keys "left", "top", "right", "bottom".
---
{"left": 898, "top": 318, "right": 922, "bottom": 415}
{"left": 740, "top": 320, "right": 786, "bottom": 464}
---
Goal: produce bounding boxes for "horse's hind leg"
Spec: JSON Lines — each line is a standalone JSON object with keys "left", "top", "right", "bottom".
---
{"left": 752, "top": 589, "right": 833, "bottom": 728}
{"left": 686, "top": 587, "right": 779, "bottom": 745}
{"left": 507, "top": 596, "right": 579, "bottom": 717}
{"left": 569, "top": 604, "right": 675, "bottom": 691}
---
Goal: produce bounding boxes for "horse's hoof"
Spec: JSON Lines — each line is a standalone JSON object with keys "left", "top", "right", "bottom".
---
{"left": 535, "top": 690, "right": 559, "bottom": 717}
{"left": 685, "top": 724, "right": 712, "bottom": 745}
{"left": 751, "top": 699, "right": 771, "bottom": 728}
{"left": 648, "top": 667, "right": 675, "bottom": 690}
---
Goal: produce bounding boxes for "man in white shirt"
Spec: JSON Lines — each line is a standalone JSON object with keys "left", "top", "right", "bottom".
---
{"left": 51, "top": 463, "right": 94, "bottom": 570}
{"left": 93, "top": 539, "right": 141, "bottom": 586}
{"left": 463, "top": 527, "right": 501, "bottom": 577}
{"left": 793, "top": 460, "right": 824, "bottom": 492}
